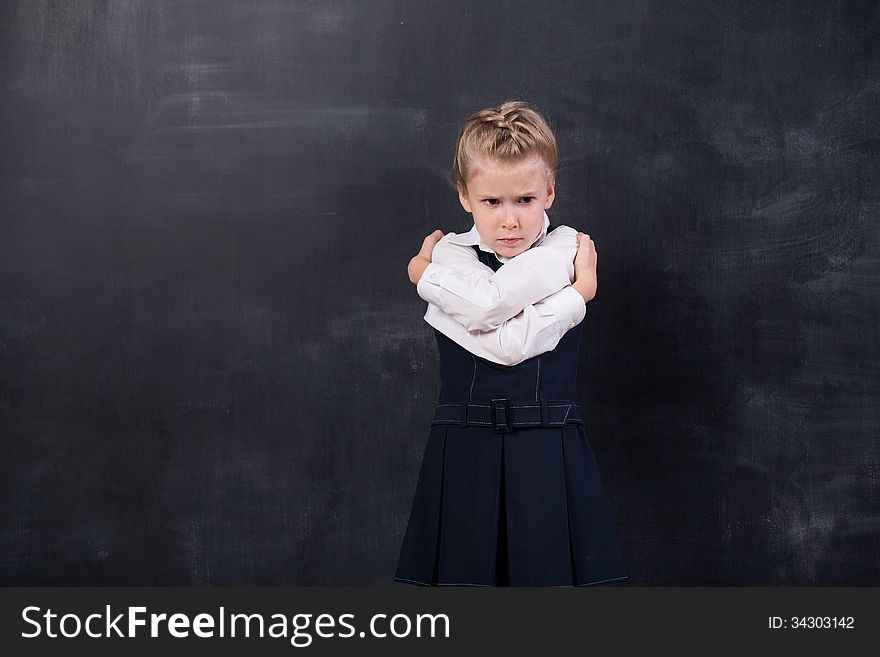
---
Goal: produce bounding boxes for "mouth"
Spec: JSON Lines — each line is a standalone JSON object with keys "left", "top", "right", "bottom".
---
{"left": 498, "top": 238, "right": 521, "bottom": 245}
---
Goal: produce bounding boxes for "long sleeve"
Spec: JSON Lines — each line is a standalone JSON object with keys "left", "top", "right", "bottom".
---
{"left": 418, "top": 224, "right": 587, "bottom": 366}
{"left": 423, "top": 285, "right": 586, "bottom": 366}
{"left": 416, "top": 226, "right": 578, "bottom": 331}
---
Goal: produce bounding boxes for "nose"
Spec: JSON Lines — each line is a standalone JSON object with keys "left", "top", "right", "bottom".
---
{"left": 500, "top": 207, "right": 518, "bottom": 228}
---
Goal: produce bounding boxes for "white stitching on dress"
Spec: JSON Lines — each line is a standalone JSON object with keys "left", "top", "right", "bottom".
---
{"left": 535, "top": 356, "right": 540, "bottom": 401}
{"left": 468, "top": 354, "right": 477, "bottom": 402}
{"left": 575, "top": 575, "right": 629, "bottom": 586}
{"left": 432, "top": 403, "right": 581, "bottom": 426}
{"left": 394, "top": 576, "right": 431, "bottom": 586}
{"left": 394, "top": 576, "right": 492, "bottom": 587}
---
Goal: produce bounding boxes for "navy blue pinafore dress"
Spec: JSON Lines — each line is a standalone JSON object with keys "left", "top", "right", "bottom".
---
{"left": 395, "top": 223, "right": 628, "bottom": 587}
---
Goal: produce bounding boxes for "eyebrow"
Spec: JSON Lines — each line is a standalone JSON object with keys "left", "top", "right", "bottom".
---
{"left": 477, "top": 191, "right": 540, "bottom": 197}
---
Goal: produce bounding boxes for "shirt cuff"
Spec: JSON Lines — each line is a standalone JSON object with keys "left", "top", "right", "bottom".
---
{"left": 416, "top": 262, "right": 443, "bottom": 300}
{"left": 535, "top": 285, "right": 587, "bottom": 331}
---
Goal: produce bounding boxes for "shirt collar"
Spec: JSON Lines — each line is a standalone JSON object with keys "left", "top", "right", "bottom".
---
{"left": 446, "top": 211, "right": 550, "bottom": 264}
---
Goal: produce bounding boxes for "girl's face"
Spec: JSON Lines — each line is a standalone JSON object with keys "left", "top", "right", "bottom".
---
{"left": 457, "top": 155, "right": 555, "bottom": 258}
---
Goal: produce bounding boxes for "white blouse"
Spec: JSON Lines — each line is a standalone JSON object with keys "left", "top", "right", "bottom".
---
{"left": 416, "top": 211, "right": 586, "bottom": 366}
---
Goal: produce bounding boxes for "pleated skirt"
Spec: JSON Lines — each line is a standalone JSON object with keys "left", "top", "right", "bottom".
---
{"left": 394, "top": 422, "right": 629, "bottom": 587}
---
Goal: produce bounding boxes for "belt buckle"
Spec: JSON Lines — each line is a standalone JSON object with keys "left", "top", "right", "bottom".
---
{"left": 490, "top": 398, "right": 511, "bottom": 434}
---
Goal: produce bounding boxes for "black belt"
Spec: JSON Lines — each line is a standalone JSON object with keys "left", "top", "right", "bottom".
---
{"left": 431, "top": 399, "right": 584, "bottom": 433}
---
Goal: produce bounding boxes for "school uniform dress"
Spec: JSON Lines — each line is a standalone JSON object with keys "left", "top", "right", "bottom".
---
{"left": 394, "top": 214, "right": 628, "bottom": 587}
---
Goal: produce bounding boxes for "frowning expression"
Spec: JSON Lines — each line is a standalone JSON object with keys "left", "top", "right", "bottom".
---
{"left": 457, "top": 155, "right": 556, "bottom": 257}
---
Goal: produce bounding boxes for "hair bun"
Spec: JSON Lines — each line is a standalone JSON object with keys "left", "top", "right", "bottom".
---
{"left": 451, "top": 100, "right": 558, "bottom": 192}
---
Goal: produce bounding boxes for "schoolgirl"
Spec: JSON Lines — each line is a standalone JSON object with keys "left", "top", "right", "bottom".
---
{"left": 395, "top": 101, "right": 628, "bottom": 587}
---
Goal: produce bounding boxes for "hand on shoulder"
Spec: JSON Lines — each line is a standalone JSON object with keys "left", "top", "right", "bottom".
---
{"left": 572, "top": 232, "right": 598, "bottom": 302}
{"left": 407, "top": 229, "right": 446, "bottom": 285}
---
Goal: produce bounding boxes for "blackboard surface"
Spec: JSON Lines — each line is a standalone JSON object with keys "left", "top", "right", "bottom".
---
{"left": 1, "top": 0, "right": 877, "bottom": 585}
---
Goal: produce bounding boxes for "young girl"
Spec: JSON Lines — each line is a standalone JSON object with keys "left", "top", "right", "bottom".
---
{"left": 395, "top": 101, "right": 628, "bottom": 587}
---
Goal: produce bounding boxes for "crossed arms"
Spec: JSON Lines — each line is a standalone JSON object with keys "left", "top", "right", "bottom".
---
{"left": 411, "top": 226, "right": 594, "bottom": 366}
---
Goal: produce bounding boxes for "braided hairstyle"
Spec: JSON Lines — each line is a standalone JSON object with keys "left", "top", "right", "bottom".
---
{"left": 451, "top": 100, "right": 558, "bottom": 193}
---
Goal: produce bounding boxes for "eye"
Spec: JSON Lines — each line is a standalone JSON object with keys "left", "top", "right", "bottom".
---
{"left": 519, "top": 196, "right": 535, "bottom": 203}
{"left": 483, "top": 199, "right": 499, "bottom": 206}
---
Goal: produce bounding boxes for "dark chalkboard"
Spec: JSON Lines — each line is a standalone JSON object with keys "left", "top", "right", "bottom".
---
{"left": 1, "top": 0, "right": 878, "bottom": 585}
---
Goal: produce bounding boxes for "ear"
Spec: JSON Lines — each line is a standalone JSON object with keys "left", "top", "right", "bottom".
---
{"left": 544, "top": 178, "right": 556, "bottom": 209}
{"left": 457, "top": 185, "right": 473, "bottom": 213}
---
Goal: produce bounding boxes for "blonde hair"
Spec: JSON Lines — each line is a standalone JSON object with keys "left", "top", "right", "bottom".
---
{"left": 451, "top": 100, "right": 558, "bottom": 193}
